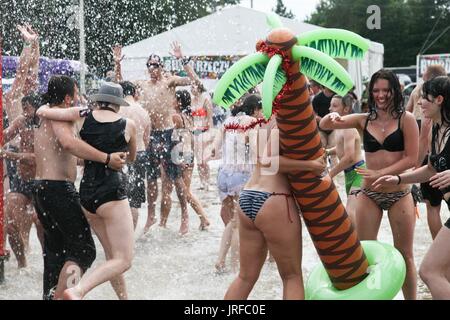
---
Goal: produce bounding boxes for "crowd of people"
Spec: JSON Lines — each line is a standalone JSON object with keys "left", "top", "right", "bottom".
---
{"left": 1, "top": 24, "right": 450, "bottom": 300}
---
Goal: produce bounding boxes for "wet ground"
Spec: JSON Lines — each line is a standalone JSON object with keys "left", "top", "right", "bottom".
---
{"left": 0, "top": 160, "right": 446, "bottom": 300}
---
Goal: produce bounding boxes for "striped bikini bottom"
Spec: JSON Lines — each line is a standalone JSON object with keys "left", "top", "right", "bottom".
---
{"left": 357, "top": 188, "right": 411, "bottom": 211}
{"left": 239, "top": 189, "right": 294, "bottom": 222}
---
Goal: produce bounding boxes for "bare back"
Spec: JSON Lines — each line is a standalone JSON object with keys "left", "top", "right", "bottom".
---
{"left": 138, "top": 77, "right": 177, "bottom": 130}
{"left": 118, "top": 99, "right": 150, "bottom": 151}
{"left": 244, "top": 119, "right": 292, "bottom": 194}
{"left": 34, "top": 118, "right": 77, "bottom": 181}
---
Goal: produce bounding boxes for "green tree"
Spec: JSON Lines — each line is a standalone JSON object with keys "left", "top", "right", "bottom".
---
{"left": 307, "top": 0, "right": 450, "bottom": 67}
{"left": 273, "top": 0, "right": 295, "bottom": 19}
{"left": 0, "top": 0, "right": 240, "bottom": 77}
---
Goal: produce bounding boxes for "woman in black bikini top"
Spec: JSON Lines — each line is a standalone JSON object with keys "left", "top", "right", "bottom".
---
{"left": 320, "top": 69, "right": 420, "bottom": 300}
{"left": 374, "top": 75, "right": 450, "bottom": 299}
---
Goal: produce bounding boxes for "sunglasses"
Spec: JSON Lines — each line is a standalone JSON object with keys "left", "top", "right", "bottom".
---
{"left": 146, "top": 63, "right": 161, "bottom": 68}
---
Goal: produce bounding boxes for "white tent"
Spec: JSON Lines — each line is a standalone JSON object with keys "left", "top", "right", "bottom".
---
{"left": 122, "top": 6, "right": 384, "bottom": 97}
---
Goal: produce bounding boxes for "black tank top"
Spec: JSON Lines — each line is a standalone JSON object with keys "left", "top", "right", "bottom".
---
{"left": 363, "top": 115, "right": 404, "bottom": 153}
{"left": 430, "top": 124, "right": 450, "bottom": 173}
{"left": 80, "top": 112, "right": 128, "bottom": 155}
{"left": 79, "top": 112, "right": 128, "bottom": 187}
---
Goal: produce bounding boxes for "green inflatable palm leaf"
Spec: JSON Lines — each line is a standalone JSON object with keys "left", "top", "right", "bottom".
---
{"left": 213, "top": 52, "right": 286, "bottom": 108}
{"left": 297, "top": 29, "right": 369, "bottom": 60}
{"left": 292, "top": 45, "right": 354, "bottom": 96}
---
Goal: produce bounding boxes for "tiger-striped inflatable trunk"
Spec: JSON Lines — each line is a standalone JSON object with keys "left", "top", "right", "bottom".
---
{"left": 213, "top": 14, "right": 372, "bottom": 290}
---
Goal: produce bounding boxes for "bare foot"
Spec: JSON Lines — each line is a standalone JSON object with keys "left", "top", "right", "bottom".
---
{"left": 199, "top": 217, "right": 210, "bottom": 231}
{"left": 63, "top": 286, "right": 83, "bottom": 300}
{"left": 215, "top": 262, "right": 226, "bottom": 274}
{"left": 179, "top": 219, "right": 189, "bottom": 235}
{"left": 143, "top": 217, "right": 157, "bottom": 234}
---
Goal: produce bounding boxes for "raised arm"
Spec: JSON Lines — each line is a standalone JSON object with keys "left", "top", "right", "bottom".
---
{"left": 168, "top": 41, "right": 193, "bottom": 87}
{"left": 4, "top": 25, "right": 37, "bottom": 121}
{"left": 112, "top": 45, "right": 124, "bottom": 83}
{"left": 23, "top": 25, "right": 40, "bottom": 96}
{"left": 319, "top": 112, "right": 367, "bottom": 131}
{"left": 36, "top": 105, "right": 88, "bottom": 121}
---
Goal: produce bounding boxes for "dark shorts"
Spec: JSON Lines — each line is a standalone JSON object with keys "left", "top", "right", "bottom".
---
{"left": 146, "top": 129, "right": 182, "bottom": 181}
{"left": 127, "top": 151, "right": 147, "bottom": 209}
{"left": 80, "top": 170, "right": 128, "bottom": 214}
{"left": 33, "top": 180, "right": 96, "bottom": 300}
{"left": 10, "top": 176, "right": 35, "bottom": 199}
{"left": 420, "top": 156, "right": 443, "bottom": 207}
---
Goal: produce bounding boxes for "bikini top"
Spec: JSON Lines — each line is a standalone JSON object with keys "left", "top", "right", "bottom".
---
{"left": 430, "top": 125, "right": 450, "bottom": 173}
{"left": 363, "top": 115, "right": 404, "bottom": 153}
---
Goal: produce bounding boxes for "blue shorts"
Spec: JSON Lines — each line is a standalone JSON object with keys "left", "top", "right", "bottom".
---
{"left": 217, "top": 168, "right": 251, "bottom": 201}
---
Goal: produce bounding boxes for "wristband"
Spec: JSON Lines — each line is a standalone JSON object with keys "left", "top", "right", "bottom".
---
{"left": 181, "top": 57, "right": 191, "bottom": 66}
{"left": 396, "top": 175, "right": 401, "bottom": 185}
{"left": 105, "top": 153, "right": 111, "bottom": 165}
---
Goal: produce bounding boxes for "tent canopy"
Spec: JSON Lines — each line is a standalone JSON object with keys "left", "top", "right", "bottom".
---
{"left": 122, "top": 5, "right": 384, "bottom": 96}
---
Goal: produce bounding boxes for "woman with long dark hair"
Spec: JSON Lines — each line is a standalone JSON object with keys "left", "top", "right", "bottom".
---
{"left": 320, "top": 69, "right": 419, "bottom": 299}
{"left": 374, "top": 76, "right": 450, "bottom": 298}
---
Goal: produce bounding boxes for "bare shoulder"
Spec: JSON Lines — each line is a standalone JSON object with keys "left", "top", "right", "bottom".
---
{"left": 402, "top": 111, "right": 418, "bottom": 126}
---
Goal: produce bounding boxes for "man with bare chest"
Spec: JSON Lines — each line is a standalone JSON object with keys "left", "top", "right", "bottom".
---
{"left": 134, "top": 43, "right": 198, "bottom": 234}
{"left": 1, "top": 93, "right": 43, "bottom": 268}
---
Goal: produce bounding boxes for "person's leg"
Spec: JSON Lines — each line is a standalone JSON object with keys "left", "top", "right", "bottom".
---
{"left": 85, "top": 213, "right": 128, "bottom": 300}
{"left": 182, "top": 165, "right": 210, "bottom": 229}
{"left": 21, "top": 203, "right": 34, "bottom": 253}
{"left": 130, "top": 208, "right": 139, "bottom": 230}
{"left": 160, "top": 170, "right": 173, "bottom": 228}
{"left": 425, "top": 201, "right": 442, "bottom": 240}
{"left": 346, "top": 194, "right": 357, "bottom": 227}
{"left": 256, "top": 196, "right": 304, "bottom": 299}
{"left": 63, "top": 200, "right": 134, "bottom": 300}
{"left": 355, "top": 191, "right": 383, "bottom": 240}
{"left": 144, "top": 178, "right": 158, "bottom": 234}
{"left": 220, "top": 196, "right": 234, "bottom": 226}
{"left": 5, "top": 192, "right": 30, "bottom": 268}
{"left": 224, "top": 211, "right": 268, "bottom": 300}
{"left": 419, "top": 224, "right": 450, "bottom": 299}
{"left": 194, "top": 134, "right": 210, "bottom": 190}
{"left": 32, "top": 211, "right": 44, "bottom": 251}
{"left": 388, "top": 193, "right": 417, "bottom": 300}
{"left": 229, "top": 196, "right": 240, "bottom": 272}
{"left": 173, "top": 177, "right": 189, "bottom": 235}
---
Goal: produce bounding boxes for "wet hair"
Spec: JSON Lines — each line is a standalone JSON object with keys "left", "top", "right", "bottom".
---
{"left": 175, "top": 90, "right": 192, "bottom": 115}
{"left": 147, "top": 54, "right": 163, "bottom": 67}
{"left": 425, "top": 65, "right": 447, "bottom": 80}
{"left": 367, "top": 69, "right": 404, "bottom": 120}
{"left": 422, "top": 76, "right": 450, "bottom": 126}
{"left": 120, "top": 81, "right": 136, "bottom": 97}
{"left": 22, "top": 92, "right": 42, "bottom": 110}
{"left": 42, "top": 75, "right": 76, "bottom": 106}
{"left": 333, "top": 94, "right": 355, "bottom": 112}
{"left": 232, "top": 94, "right": 262, "bottom": 116}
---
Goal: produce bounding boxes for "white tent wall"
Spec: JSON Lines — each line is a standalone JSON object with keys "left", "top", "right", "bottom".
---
{"left": 122, "top": 6, "right": 383, "bottom": 95}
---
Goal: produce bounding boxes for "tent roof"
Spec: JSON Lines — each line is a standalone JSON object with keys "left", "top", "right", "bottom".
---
{"left": 123, "top": 6, "right": 332, "bottom": 58}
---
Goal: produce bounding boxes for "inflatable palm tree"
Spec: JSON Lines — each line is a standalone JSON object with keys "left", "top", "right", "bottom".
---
{"left": 213, "top": 13, "right": 406, "bottom": 299}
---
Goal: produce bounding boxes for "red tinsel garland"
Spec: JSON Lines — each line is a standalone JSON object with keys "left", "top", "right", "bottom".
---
{"left": 257, "top": 41, "right": 294, "bottom": 116}
{"left": 224, "top": 117, "right": 268, "bottom": 131}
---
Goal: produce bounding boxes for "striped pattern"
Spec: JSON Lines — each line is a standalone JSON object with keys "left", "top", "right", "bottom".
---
{"left": 269, "top": 34, "right": 369, "bottom": 290}
{"left": 239, "top": 190, "right": 272, "bottom": 221}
